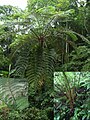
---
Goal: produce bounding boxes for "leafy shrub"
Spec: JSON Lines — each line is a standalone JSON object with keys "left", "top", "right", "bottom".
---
{"left": 23, "top": 107, "right": 49, "bottom": 120}
{"left": 8, "top": 110, "right": 25, "bottom": 120}
{"left": 54, "top": 72, "right": 90, "bottom": 120}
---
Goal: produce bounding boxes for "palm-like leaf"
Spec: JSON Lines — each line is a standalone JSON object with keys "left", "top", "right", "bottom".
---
{"left": 0, "top": 77, "right": 28, "bottom": 110}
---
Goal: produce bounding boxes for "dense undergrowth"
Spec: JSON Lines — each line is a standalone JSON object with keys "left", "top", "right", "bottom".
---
{"left": 0, "top": 0, "right": 90, "bottom": 120}
{"left": 54, "top": 72, "right": 90, "bottom": 120}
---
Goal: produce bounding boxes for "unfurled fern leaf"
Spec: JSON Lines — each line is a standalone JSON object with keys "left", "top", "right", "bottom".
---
{"left": 14, "top": 41, "right": 55, "bottom": 91}
{"left": 14, "top": 44, "right": 30, "bottom": 78}
{"left": 0, "top": 78, "right": 28, "bottom": 110}
{"left": 26, "top": 46, "right": 55, "bottom": 92}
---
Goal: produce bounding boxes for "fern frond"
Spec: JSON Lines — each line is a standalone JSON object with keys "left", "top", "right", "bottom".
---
{"left": 0, "top": 77, "right": 28, "bottom": 110}
{"left": 14, "top": 44, "right": 30, "bottom": 77}
{"left": 65, "top": 30, "right": 90, "bottom": 45}
{"left": 26, "top": 46, "right": 55, "bottom": 92}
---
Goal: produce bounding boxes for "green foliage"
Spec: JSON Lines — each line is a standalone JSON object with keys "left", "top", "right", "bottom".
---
{"left": 0, "top": 0, "right": 90, "bottom": 120}
{"left": 54, "top": 72, "right": 90, "bottom": 120}
{"left": 62, "top": 46, "right": 90, "bottom": 71}
{"left": 0, "top": 0, "right": 89, "bottom": 72}
{"left": 23, "top": 107, "right": 49, "bottom": 120}
{"left": 8, "top": 110, "right": 24, "bottom": 120}
{"left": 0, "top": 77, "right": 28, "bottom": 110}
{"left": 0, "top": 46, "right": 10, "bottom": 70}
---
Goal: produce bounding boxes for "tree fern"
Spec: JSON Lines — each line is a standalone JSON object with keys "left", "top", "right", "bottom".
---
{"left": 26, "top": 46, "right": 55, "bottom": 88}
{"left": 15, "top": 44, "right": 55, "bottom": 91}
{"left": 14, "top": 43, "right": 55, "bottom": 109}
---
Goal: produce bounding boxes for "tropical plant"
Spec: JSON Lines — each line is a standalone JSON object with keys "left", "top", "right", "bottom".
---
{"left": 54, "top": 72, "right": 90, "bottom": 120}
{"left": 0, "top": 65, "right": 28, "bottom": 110}
{"left": 0, "top": 0, "right": 90, "bottom": 120}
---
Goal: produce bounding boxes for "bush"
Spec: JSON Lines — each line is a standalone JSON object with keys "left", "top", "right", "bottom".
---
{"left": 23, "top": 107, "right": 49, "bottom": 120}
